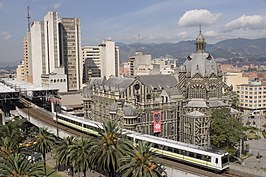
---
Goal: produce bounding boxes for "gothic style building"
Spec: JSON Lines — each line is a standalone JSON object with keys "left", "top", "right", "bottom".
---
{"left": 83, "top": 31, "right": 234, "bottom": 147}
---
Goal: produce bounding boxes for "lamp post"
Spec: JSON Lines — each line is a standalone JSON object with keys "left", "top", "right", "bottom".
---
{"left": 55, "top": 100, "right": 61, "bottom": 137}
{"left": 28, "top": 102, "right": 30, "bottom": 122}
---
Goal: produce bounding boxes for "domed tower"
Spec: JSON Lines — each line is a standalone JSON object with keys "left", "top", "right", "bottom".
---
{"left": 178, "top": 29, "right": 228, "bottom": 147}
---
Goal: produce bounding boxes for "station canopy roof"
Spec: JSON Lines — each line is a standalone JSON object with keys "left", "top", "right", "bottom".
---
{"left": 0, "top": 82, "right": 19, "bottom": 101}
{"left": 0, "top": 79, "right": 58, "bottom": 99}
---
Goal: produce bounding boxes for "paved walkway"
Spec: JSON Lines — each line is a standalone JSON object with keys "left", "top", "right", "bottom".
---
{"left": 46, "top": 153, "right": 105, "bottom": 177}
{"left": 243, "top": 139, "right": 266, "bottom": 170}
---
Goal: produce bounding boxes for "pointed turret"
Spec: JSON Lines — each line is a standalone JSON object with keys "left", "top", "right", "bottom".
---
{"left": 195, "top": 25, "right": 206, "bottom": 53}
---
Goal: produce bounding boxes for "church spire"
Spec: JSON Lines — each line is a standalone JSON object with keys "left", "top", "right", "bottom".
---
{"left": 195, "top": 24, "right": 206, "bottom": 53}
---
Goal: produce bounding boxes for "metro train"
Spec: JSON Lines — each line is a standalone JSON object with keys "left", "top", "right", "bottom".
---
{"left": 53, "top": 112, "right": 229, "bottom": 172}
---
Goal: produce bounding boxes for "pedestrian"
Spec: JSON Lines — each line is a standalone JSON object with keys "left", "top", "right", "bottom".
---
{"left": 67, "top": 168, "right": 70, "bottom": 175}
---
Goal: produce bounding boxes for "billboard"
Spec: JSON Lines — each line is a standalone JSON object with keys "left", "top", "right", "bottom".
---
{"left": 153, "top": 111, "right": 161, "bottom": 133}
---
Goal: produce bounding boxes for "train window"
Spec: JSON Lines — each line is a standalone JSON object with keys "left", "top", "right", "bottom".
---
{"left": 128, "top": 137, "right": 133, "bottom": 141}
{"left": 204, "top": 155, "right": 211, "bottom": 162}
{"left": 215, "top": 158, "right": 218, "bottom": 164}
{"left": 182, "top": 150, "right": 186, "bottom": 155}
{"left": 189, "top": 152, "right": 194, "bottom": 157}
{"left": 222, "top": 155, "right": 229, "bottom": 164}
{"left": 195, "top": 153, "right": 202, "bottom": 160}
{"left": 167, "top": 147, "right": 172, "bottom": 152}
{"left": 154, "top": 143, "right": 159, "bottom": 148}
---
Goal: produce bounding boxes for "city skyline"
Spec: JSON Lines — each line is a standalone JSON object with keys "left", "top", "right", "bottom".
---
{"left": 0, "top": 0, "right": 266, "bottom": 62}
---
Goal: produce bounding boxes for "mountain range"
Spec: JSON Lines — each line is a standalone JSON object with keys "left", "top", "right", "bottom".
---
{"left": 117, "top": 38, "right": 266, "bottom": 63}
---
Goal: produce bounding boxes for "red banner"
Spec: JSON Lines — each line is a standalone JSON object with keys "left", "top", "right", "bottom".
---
{"left": 153, "top": 111, "right": 161, "bottom": 133}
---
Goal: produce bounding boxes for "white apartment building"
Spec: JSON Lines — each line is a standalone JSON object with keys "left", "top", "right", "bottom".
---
{"left": 31, "top": 21, "right": 44, "bottom": 86}
{"left": 27, "top": 12, "right": 82, "bottom": 92}
{"left": 152, "top": 57, "right": 177, "bottom": 75}
{"left": 236, "top": 80, "right": 266, "bottom": 115}
{"left": 41, "top": 67, "right": 67, "bottom": 92}
{"left": 16, "top": 61, "right": 25, "bottom": 81}
{"left": 82, "top": 39, "right": 119, "bottom": 81}
{"left": 129, "top": 52, "right": 152, "bottom": 76}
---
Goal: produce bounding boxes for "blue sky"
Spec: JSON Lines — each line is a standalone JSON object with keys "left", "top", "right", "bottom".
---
{"left": 0, "top": 0, "right": 266, "bottom": 62}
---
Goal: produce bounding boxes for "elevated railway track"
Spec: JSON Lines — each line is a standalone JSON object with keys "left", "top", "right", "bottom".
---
{"left": 15, "top": 98, "right": 251, "bottom": 177}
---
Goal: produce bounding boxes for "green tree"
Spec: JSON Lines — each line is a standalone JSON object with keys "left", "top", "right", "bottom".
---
{"left": 231, "top": 92, "right": 240, "bottom": 110}
{"left": 33, "top": 128, "right": 55, "bottom": 176}
{"left": 54, "top": 136, "right": 75, "bottom": 171}
{"left": 90, "top": 120, "right": 132, "bottom": 177}
{"left": 118, "top": 141, "right": 166, "bottom": 177}
{"left": 0, "top": 122, "right": 23, "bottom": 144}
{"left": 68, "top": 137, "right": 91, "bottom": 177}
{"left": 210, "top": 108, "right": 243, "bottom": 155}
{"left": 0, "top": 153, "right": 43, "bottom": 177}
{"left": 0, "top": 137, "right": 19, "bottom": 158}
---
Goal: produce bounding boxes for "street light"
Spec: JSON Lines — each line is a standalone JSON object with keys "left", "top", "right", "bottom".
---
{"left": 54, "top": 101, "right": 61, "bottom": 137}
{"left": 27, "top": 102, "right": 30, "bottom": 122}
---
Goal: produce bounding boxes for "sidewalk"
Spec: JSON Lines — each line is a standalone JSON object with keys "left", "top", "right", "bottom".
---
{"left": 46, "top": 153, "right": 105, "bottom": 177}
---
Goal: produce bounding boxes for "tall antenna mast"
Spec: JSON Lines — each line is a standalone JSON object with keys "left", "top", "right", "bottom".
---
{"left": 27, "top": 6, "right": 31, "bottom": 32}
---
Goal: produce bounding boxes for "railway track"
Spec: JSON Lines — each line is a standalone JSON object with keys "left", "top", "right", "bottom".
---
{"left": 16, "top": 99, "right": 88, "bottom": 137}
{"left": 16, "top": 99, "right": 250, "bottom": 177}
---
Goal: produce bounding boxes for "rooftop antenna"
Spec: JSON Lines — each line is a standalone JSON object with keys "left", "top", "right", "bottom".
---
{"left": 137, "top": 34, "right": 141, "bottom": 44}
{"left": 199, "top": 24, "right": 202, "bottom": 34}
{"left": 27, "top": 6, "right": 31, "bottom": 32}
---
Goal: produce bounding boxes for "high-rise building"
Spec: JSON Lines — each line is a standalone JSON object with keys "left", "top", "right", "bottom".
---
{"left": 58, "top": 17, "right": 82, "bottom": 91}
{"left": 23, "top": 32, "right": 32, "bottom": 83}
{"left": 31, "top": 21, "right": 45, "bottom": 86}
{"left": 23, "top": 11, "right": 82, "bottom": 92}
{"left": 82, "top": 39, "right": 119, "bottom": 81}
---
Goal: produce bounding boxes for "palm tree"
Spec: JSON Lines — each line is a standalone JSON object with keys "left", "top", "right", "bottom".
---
{"left": 68, "top": 137, "right": 92, "bottom": 177}
{"left": 0, "top": 137, "right": 19, "bottom": 158}
{"left": 54, "top": 136, "right": 75, "bottom": 167}
{"left": 0, "top": 153, "right": 43, "bottom": 177}
{"left": 118, "top": 141, "right": 166, "bottom": 177}
{"left": 0, "top": 122, "right": 23, "bottom": 144}
{"left": 90, "top": 120, "right": 133, "bottom": 177}
{"left": 33, "top": 128, "right": 55, "bottom": 176}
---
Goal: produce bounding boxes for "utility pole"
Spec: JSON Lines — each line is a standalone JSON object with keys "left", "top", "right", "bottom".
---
{"left": 28, "top": 102, "right": 30, "bottom": 122}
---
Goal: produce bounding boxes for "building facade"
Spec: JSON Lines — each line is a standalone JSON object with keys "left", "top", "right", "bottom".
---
{"left": 23, "top": 32, "right": 32, "bottom": 83}
{"left": 236, "top": 80, "right": 266, "bottom": 115}
{"left": 20, "top": 11, "right": 82, "bottom": 92}
{"left": 82, "top": 39, "right": 119, "bottom": 81}
{"left": 83, "top": 32, "right": 235, "bottom": 147}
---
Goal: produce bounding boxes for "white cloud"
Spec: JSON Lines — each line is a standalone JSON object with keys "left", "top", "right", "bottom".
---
{"left": 1, "top": 31, "right": 11, "bottom": 40}
{"left": 177, "top": 31, "right": 188, "bottom": 39}
{"left": 53, "top": 2, "right": 62, "bottom": 10}
{"left": 204, "top": 30, "right": 218, "bottom": 37}
{"left": 224, "top": 15, "right": 266, "bottom": 32}
{"left": 178, "top": 9, "right": 221, "bottom": 27}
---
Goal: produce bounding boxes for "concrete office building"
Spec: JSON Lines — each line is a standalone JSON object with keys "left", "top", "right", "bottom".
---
{"left": 16, "top": 61, "right": 25, "bottom": 81}
{"left": 82, "top": 39, "right": 119, "bottom": 81}
{"left": 25, "top": 11, "right": 82, "bottom": 92}
{"left": 223, "top": 72, "right": 249, "bottom": 92}
{"left": 23, "top": 32, "right": 32, "bottom": 83}
{"left": 31, "top": 21, "right": 45, "bottom": 86}
{"left": 129, "top": 52, "right": 152, "bottom": 76}
{"left": 236, "top": 80, "right": 266, "bottom": 115}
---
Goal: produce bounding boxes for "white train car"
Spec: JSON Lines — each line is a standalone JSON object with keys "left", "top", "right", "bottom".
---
{"left": 54, "top": 113, "right": 229, "bottom": 172}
